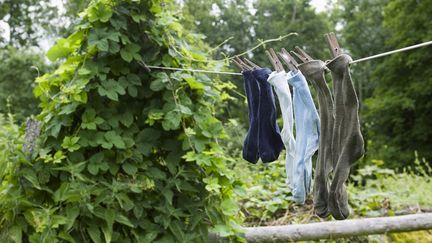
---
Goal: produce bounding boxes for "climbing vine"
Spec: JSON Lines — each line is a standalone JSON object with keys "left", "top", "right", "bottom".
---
{"left": 0, "top": 0, "right": 243, "bottom": 242}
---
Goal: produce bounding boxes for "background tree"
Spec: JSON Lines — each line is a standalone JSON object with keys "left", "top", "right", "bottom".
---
{"left": 0, "top": 0, "right": 57, "bottom": 47}
{"left": 252, "top": 0, "right": 330, "bottom": 64}
{"left": 0, "top": 47, "right": 50, "bottom": 121}
{"left": 182, "top": 0, "right": 254, "bottom": 60}
{"left": 364, "top": 0, "right": 432, "bottom": 167}
{"left": 183, "top": 0, "right": 331, "bottom": 64}
{"left": 0, "top": 0, "right": 88, "bottom": 122}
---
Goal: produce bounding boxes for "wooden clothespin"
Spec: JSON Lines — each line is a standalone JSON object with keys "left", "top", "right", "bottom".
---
{"left": 266, "top": 48, "right": 285, "bottom": 72}
{"left": 232, "top": 58, "right": 244, "bottom": 70}
{"left": 291, "top": 46, "right": 313, "bottom": 63}
{"left": 277, "top": 48, "right": 298, "bottom": 71}
{"left": 242, "top": 57, "right": 260, "bottom": 69}
{"left": 237, "top": 57, "right": 254, "bottom": 71}
{"left": 325, "top": 32, "right": 341, "bottom": 58}
{"left": 232, "top": 56, "right": 253, "bottom": 71}
{"left": 265, "top": 50, "right": 278, "bottom": 71}
{"left": 291, "top": 47, "right": 330, "bottom": 72}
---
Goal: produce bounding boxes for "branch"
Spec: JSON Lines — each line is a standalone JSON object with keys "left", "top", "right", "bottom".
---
{"left": 209, "top": 213, "right": 432, "bottom": 242}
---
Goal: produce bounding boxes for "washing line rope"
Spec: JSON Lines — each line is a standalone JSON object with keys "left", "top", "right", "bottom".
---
{"left": 145, "top": 65, "right": 243, "bottom": 76}
{"left": 145, "top": 40, "right": 432, "bottom": 75}
{"left": 349, "top": 40, "right": 432, "bottom": 64}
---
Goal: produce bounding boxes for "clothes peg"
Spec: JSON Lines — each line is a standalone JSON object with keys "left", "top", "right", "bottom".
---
{"left": 232, "top": 59, "right": 244, "bottom": 71}
{"left": 234, "top": 56, "right": 253, "bottom": 71}
{"left": 243, "top": 57, "right": 261, "bottom": 69}
{"left": 266, "top": 50, "right": 280, "bottom": 72}
{"left": 269, "top": 48, "right": 285, "bottom": 72}
{"left": 325, "top": 32, "right": 341, "bottom": 58}
{"left": 292, "top": 46, "right": 314, "bottom": 63}
{"left": 237, "top": 56, "right": 254, "bottom": 70}
{"left": 277, "top": 48, "right": 298, "bottom": 72}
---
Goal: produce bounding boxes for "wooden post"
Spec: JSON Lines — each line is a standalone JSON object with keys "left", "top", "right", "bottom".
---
{"left": 209, "top": 213, "right": 432, "bottom": 242}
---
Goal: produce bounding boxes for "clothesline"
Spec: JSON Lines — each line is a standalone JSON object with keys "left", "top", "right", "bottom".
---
{"left": 145, "top": 65, "right": 243, "bottom": 76}
{"left": 145, "top": 40, "right": 432, "bottom": 75}
{"left": 349, "top": 40, "right": 432, "bottom": 64}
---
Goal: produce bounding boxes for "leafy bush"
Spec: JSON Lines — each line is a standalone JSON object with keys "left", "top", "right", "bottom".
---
{"left": 0, "top": 0, "right": 243, "bottom": 242}
{"left": 0, "top": 113, "right": 28, "bottom": 241}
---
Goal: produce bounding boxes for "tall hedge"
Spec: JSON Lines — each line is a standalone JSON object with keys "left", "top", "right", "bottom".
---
{"left": 0, "top": 0, "right": 242, "bottom": 242}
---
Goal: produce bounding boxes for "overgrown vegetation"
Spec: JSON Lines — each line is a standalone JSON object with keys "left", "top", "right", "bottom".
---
{"left": 0, "top": 0, "right": 244, "bottom": 242}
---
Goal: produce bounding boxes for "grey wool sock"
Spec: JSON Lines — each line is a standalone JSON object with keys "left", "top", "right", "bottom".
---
{"left": 326, "top": 54, "right": 365, "bottom": 220}
{"left": 299, "top": 60, "right": 334, "bottom": 218}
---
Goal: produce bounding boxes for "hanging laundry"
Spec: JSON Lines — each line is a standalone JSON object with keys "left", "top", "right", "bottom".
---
{"left": 242, "top": 68, "right": 284, "bottom": 163}
{"left": 299, "top": 60, "right": 334, "bottom": 218}
{"left": 267, "top": 71, "right": 296, "bottom": 188}
{"left": 326, "top": 54, "right": 365, "bottom": 220}
{"left": 287, "top": 70, "right": 320, "bottom": 204}
{"left": 242, "top": 70, "right": 261, "bottom": 163}
{"left": 253, "top": 68, "right": 284, "bottom": 163}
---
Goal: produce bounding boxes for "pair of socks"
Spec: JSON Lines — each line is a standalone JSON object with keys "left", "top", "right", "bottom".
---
{"left": 300, "top": 54, "right": 365, "bottom": 220}
{"left": 242, "top": 68, "right": 284, "bottom": 163}
{"left": 267, "top": 71, "right": 296, "bottom": 189}
{"left": 286, "top": 70, "right": 320, "bottom": 204}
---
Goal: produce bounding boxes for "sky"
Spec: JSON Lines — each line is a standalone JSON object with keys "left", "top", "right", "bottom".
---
{"left": 310, "top": 0, "right": 329, "bottom": 12}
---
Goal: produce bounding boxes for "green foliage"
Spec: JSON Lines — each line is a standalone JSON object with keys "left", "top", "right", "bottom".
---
{"left": 0, "top": 113, "right": 28, "bottom": 241}
{"left": 350, "top": 157, "right": 432, "bottom": 217}
{"left": 0, "top": 0, "right": 243, "bottom": 242}
{"left": 0, "top": 113, "right": 24, "bottom": 180}
{"left": 236, "top": 159, "right": 294, "bottom": 225}
{"left": 363, "top": 0, "right": 432, "bottom": 167}
{"left": 0, "top": 47, "right": 50, "bottom": 121}
{"left": 182, "top": 0, "right": 254, "bottom": 60}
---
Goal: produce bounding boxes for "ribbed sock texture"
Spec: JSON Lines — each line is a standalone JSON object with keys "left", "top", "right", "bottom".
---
{"left": 299, "top": 60, "right": 334, "bottom": 218}
{"left": 287, "top": 70, "right": 320, "bottom": 204}
{"left": 267, "top": 71, "right": 296, "bottom": 188}
{"left": 253, "top": 68, "right": 284, "bottom": 163}
{"left": 242, "top": 70, "right": 260, "bottom": 163}
{"left": 326, "top": 54, "right": 365, "bottom": 220}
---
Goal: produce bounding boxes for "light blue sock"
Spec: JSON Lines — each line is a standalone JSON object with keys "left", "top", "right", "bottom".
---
{"left": 287, "top": 70, "right": 320, "bottom": 204}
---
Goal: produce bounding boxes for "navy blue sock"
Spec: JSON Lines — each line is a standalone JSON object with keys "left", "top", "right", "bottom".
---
{"left": 253, "top": 68, "right": 284, "bottom": 163}
{"left": 242, "top": 70, "right": 260, "bottom": 163}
